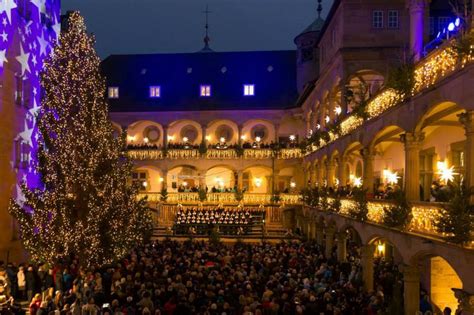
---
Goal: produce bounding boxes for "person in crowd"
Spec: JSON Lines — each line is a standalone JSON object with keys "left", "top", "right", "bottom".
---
{"left": 29, "top": 293, "right": 41, "bottom": 315}
{"left": 16, "top": 266, "right": 25, "bottom": 301}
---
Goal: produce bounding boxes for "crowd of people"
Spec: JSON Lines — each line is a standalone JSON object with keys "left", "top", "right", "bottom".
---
{"left": 174, "top": 207, "right": 264, "bottom": 236}
{"left": 0, "top": 238, "right": 456, "bottom": 315}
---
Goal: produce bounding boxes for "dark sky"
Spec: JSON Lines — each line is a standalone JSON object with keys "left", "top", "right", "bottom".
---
{"left": 61, "top": 0, "right": 332, "bottom": 58}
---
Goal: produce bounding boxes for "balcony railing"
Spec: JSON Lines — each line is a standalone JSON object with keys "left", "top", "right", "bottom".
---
{"left": 139, "top": 192, "right": 302, "bottom": 205}
{"left": 128, "top": 148, "right": 302, "bottom": 160}
{"left": 307, "top": 39, "right": 474, "bottom": 155}
{"left": 309, "top": 198, "right": 447, "bottom": 240}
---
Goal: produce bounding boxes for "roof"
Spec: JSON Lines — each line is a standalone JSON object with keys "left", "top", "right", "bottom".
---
{"left": 101, "top": 50, "right": 298, "bottom": 112}
{"left": 294, "top": 17, "right": 325, "bottom": 43}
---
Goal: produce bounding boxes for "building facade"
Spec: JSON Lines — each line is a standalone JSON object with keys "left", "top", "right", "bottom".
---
{"left": 0, "top": 0, "right": 60, "bottom": 261}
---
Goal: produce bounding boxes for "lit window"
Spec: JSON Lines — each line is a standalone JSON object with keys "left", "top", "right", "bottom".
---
{"left": 388, "top": 10, "right": 399, "bottom": 28}
{"left": 372, "top": 10, "right": 383, "bottom": 29}
{"left": 243, "top": 84, "right": 255, "bottom": 96}
{"left": 200, "top": 85, "right": 211, "bottom": 97}
{"left": 108, "top": 87, "right": 119, "bottom": 99}
{"left": 149, "top": 86, "right": 161, "bottom": 98}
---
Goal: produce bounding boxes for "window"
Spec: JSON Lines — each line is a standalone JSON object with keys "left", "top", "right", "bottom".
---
{"left": 438, "top": 17, "right": 451, "bottom": 32}
{"left": 200, "top": 85, "right": 211, "bottom": 97}
{"left": 372, "top": 10, "right": 384, "bottom": 29}
{"left": 149, "top": 86, "right": 161, "bottom": 98}
{"left": 387, "top": 10, "right": 399, "bottom": 28}
{"left": 243, "top": 84, "right": 255, "bottom": 96}
{"left": 15, "top": 76, "right": 23, "bottom": 106}
{"left": 108, "top": 87, "right": 119, "bottom": 99}
{"left": 132, "top": 171, "right": 148, "bottom": 191}
{"left": 429, "top": 17, "right": 435, "bottom": 35}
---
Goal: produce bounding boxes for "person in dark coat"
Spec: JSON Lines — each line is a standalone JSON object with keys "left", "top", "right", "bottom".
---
{"left": 26, "top": 266, "right": 36, "bottom": 302}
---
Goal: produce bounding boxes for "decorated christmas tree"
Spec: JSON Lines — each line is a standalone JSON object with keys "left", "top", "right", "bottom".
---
{"left": 9, "top": 12, "right": 152, "bottom": 268}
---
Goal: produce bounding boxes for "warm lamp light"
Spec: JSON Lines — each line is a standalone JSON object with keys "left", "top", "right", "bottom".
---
{"left": 241, "top": 135, "right": 246, "bottom": 140}
{"left": 255, "top": 136, "right": 261, "bottom": 143}
{"left": 127, "top": 135, "right": 136, "bottom": 142}
{"left": 290, "top": 181, "right": 296, "bottom": 188}
{"left": 316, "top": 123, "right": 321, "bottom": 130}
{"left": 183, "top": 137, "right": 189, "bottom": 143}
{"left": 158, "top": 177, "right": 164, "bottom": 183}
{"left": 167, "top": 135, "right": 175, "bottom": 141}
{"left": 377, "top": 241, "right": 385, "bottom": 255}
{"left": 350, "top": 175, "right": 362, "bottom": 187}
{"left": 325, "top": 115, "right": 330, "bottom": 123}
{"left": 143, "top": 137, "right": 149, "bottom": 143}
{"left": 383, "top": 169, "right": 400, "bottom": 185}
{"left": 437, "top": 160, "right": 456, "bottom": 184}
{"left": 220, "top": 137, "right": 225, "bottom": 143}
{"left": 205, "top": 135, "right": 211, "bottom": 141}
{"left": 142, "top": 182, "right": 148, "bottom": 187}
{"left": 334, "top": 106, "right": 342, "bottom": 115}
{"left": 254, "top": 177, "right": 262, "bottom": 187}
{"left": 289, "top": 135, "right": 296, "bottom": 141}
{"left": 182, "top": 181, "right": 188, "bottom": 187}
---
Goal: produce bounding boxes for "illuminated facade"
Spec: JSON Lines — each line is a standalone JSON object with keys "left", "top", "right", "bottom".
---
{"left": 0, "top": 0, "right": 60, "bottom": 260}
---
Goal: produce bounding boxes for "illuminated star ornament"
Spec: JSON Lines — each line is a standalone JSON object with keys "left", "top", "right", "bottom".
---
{"left": 16, "top": 44, "right": 30, "bottom": 76}
{"left": 0, "top": 0, "right": 17, "bottom": 24}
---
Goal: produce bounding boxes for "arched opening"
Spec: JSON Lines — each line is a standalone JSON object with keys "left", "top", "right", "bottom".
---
{"left": 168, "top": 120, "right": 202, "bottom": 145}
{"left": 241, "top": 119, "right": 275, "bottom": 144}
{"left": 368, "top": 236, "right": 403, "bottom": 263}
{"left": 342, "top": 142, "right": 364, "bottom": 187}
{"left": 127, "top": 120, "right": 163, "bottom": 146}
{"left": 278, "top": 167, "right": 300, "bottom": 193}
{"left": 415, "top": 102, "right": 465, "bottom": 202}
{"left": 411, "top": 253, "right": 463, "bottom": 314}
{"left": 242, "top": 166, "right": 273, "bottom": 193}
{"left": 132, "top": 165, "right": 163, "bottom": 192}
{"left": 167, "top": 165, "right": 199, "bottom": 192}
{"left": 371, "top": 126, "right": 405, "bottom": 199}
{"left": 205, "top": 166, "right": 236, "bottom": 192}
{"left": 346, "top": 69, "right": 385, "bottom": 113}
{"left": 206, "top": 119, "right": 239, "bottom": 144}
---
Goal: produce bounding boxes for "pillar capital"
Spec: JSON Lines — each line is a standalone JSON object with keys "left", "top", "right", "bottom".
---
{"left": 400, "top": 132, "right": 425, "bottom": 149}
{"left": 402, "top": 265, "right": 420, "bottom": 282}
{"left": 452, "top": 288, "right": 474, "bottom": 314}
{"left": 325, "top": 225, "right": 337, "bottom": 235}
{"left": 360, "top": 147, "right": 375, "bottom": 160}
{"left": 406, "top": 0, "right": 429, "bottom": 11}
{"left": 459, "top": 111, "right": 474, "bottom": 134}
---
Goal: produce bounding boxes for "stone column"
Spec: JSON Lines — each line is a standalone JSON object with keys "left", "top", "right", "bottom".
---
{"left": 163, "top": 125, "right": 169, "bottom": 149}
{"left": 326, "top": 160, "right": 336, "bottom": 188}
{"left": 274, "top": 123, "right": 280, "bottom": 142}
{"left": 201, "top": 124, "right": 207, "bottom": 144}
{"left": 403, "top": 265, "right": 420, "bottom": 315}
{"left": 361, "top": 148, "right": 375, "bottom": 194}
{"left": 197, "top": 169, "right": 206, "bottom": 188}
{"left": 311, "top": 220, "right": 317, "bottom": 240}
{"left": 161, "top": 169, "right": 168, "bottom": 191}
{"left": 336, "top": 232, "right": 347, "bottom": 262}
{"left": 316, "top": 222, "right": 324, "bottom": 246}
{"left": 237, "top": 170, "right": 244, "bottom": 191}
{"left": 361, "top": 244, "right": 374, "bottom": 292}
{"left": 325, "top": 225, "right": 336, "bottom": 259}
{"left": 317, "top": 163, "right": 324, "bottom": 187}
{"left": 408, "top": 0, "right": 428, "bottom": 61}
{"left": 400, "top": 132, "right": 424, "bottom": 201}
{"left": 238, "top": 124, "right": 243, "bottom": 145}
{"left": 459, "top": 112, "right": 474, "bottom": 203}
{"left": 338, "top": 155, "right": 347, "bottom": 186}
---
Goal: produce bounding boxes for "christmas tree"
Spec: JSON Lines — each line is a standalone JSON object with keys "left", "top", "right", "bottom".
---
{"left": 9, "top": 12, "right": 153, "bottom": 268}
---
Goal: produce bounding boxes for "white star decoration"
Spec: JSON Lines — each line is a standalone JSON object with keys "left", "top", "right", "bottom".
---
{"left": 37, "top": 31, "right": 49, "bottom": 56}
{"left": 1, "top": 31, "right": 7, "bottom": 42}
{"left": 29, "top": 98, "right": 40, "bottom": 118}
{"left": 16, "top": 44, "right": 30, "bottom": 76}
{"left": 0, "top": 49, "right": 7, "bottom": 67}
{"left": 52, "top": 20, "right": 60, "bottom": 39}
{"left": 30, "top": 0, "right": 46, "bottom": 19}
{"left": 19, "top": 121, "right": 34, "bottom": 148}
{"left": 16, "top": 184, "right": 26, "bottom": 206}
{"left": 0, "top": 0, "right": 17, "bottom": 24}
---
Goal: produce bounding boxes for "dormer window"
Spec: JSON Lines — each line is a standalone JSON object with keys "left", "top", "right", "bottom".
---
{"left": 108, "top": 87, "right": 119, "bottom": 99}
{"left": 243, "top": 84, "right": 255, "bottom": 96}
{"left": 200, "top": 85, "right": 211, "bottom": 97}
{"left": 149, "top": 86, "right": 161, "bottom": 98}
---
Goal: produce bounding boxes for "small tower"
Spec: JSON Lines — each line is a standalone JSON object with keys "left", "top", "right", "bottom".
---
{"left": 294, "top": 0, "right": 324, "bottom": 94}
{"left": 198, "top": 5, "right": 214, "bottom": 53}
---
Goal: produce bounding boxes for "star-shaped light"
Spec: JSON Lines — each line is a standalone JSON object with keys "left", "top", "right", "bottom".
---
{"left": 19, "top": 121, "right": 34, "bottom": 147}
{"left": 0, "top": 49, "right": 7, "bottom": 67}
{"left": 0, "top": 0, "right": 17, "bottom": 24}
{"left": 16, "top": 44, "right": 30, "bottom": 76}
{"left": 37, "top": 30, "right": 49, "bottom": 56}
{"left": 1, "top": 31, "right": 7, "bottom": 42}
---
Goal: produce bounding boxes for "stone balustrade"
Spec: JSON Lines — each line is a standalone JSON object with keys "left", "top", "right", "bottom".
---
{"left": 139, "top": 192, "right": 302, "bottom": 205}
{"left": 315, "top": 198, "right": 447, "bottom": 240}
{"left": 127, "top": 148, "right": 302, "bottom": 160}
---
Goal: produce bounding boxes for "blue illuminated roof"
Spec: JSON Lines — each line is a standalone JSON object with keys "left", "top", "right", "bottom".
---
{"left": 101, "top": 50, "right": 297, "bottom": 112}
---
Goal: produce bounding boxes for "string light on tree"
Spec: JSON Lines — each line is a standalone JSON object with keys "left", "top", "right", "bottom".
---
{"left": 8, "top": 12, "right": 152, "bottom": 268}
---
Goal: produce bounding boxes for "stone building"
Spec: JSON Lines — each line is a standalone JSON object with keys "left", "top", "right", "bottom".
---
{"left": 0, "top": 0, "right": 60, "bottom": 261}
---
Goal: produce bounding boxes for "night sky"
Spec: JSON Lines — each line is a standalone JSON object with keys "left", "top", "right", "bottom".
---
{"left": 61, "top": 0, "right": 332, "bottom": 58}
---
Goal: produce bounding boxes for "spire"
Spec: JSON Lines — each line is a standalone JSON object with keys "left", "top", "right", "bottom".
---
{"left": 317, "top": 0, "right": 322, "bottom": 19}
{"left": 199, "top": 5, "right": 214, "bottom": 52}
